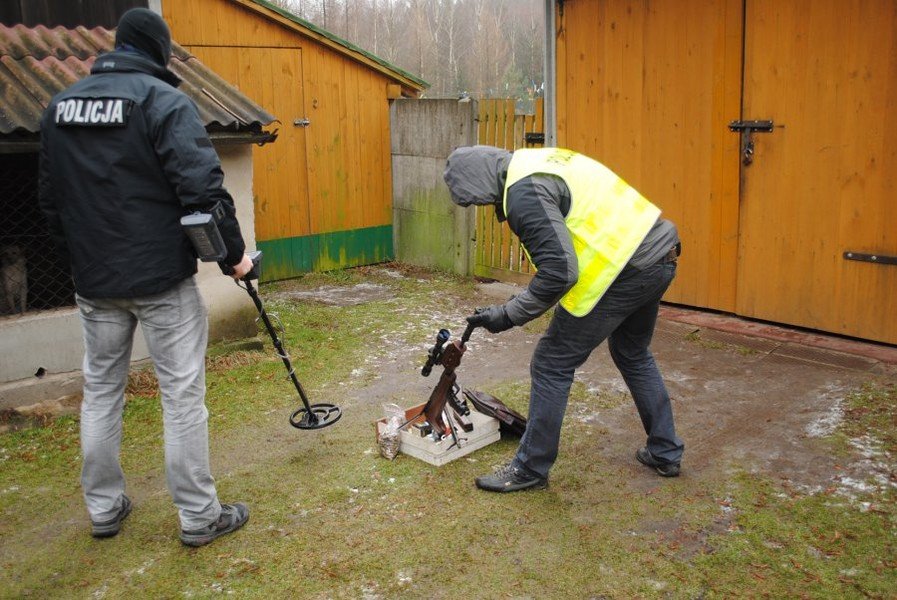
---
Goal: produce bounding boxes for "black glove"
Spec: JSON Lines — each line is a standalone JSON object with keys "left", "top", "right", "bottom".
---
{"left": 466, "top": 305, "right": 514, "bottom": 334}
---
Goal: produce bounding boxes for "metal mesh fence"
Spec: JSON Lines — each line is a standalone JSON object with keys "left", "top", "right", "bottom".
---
{"left": 0, "top": 153, "right": 75, "bottom": 317}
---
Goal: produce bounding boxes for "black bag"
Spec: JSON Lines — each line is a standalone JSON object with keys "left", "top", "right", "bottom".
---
{"left": 463, "top": 389, "right": 527, "bottom": 437}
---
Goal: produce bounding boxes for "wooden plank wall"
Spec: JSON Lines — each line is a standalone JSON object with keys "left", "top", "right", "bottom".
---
{"left": 474, "top": 98, "right": 544, "bottom": 284}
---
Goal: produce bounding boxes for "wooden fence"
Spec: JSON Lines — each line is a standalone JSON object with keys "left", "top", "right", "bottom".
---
{"left": 474, "top": 98, "right": 544, "bottom": 284}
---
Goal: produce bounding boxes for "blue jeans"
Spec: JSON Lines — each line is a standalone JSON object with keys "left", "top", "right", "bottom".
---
{"left": 76, "top": 277, "right": 222, "bottom": 530}
{"left": 514, "top": 260, "right": 684, "bottom": 479}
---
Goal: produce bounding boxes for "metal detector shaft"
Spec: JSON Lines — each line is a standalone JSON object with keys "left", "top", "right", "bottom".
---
{"left": 238, "top": 258, "right": 341, "bottom": 431}
{"left": 244, "top": 279, "right": 317, "bottom": 422}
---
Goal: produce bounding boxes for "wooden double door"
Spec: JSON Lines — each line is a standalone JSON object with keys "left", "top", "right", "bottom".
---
{"left": 557, "top": 0, "right": 897, "bottom": 344}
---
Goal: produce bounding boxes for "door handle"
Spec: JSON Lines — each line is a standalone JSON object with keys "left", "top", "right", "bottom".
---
{"left": 729, "top": 120, "right": 774, "bottom": 165}
{"left": 293, "top": 118, "right": 311, "bottom": 127}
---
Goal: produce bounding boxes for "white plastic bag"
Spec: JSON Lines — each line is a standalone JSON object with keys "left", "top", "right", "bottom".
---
{"left": 378, "top": 403, "right": 404, "bottom": 460}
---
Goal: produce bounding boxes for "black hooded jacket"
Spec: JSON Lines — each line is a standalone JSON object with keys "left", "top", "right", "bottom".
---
{"left": 38, "top": 50, "right": 245, "bottom": 298}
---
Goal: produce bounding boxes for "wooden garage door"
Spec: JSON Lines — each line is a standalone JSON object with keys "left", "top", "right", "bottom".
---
{"left": 557, "top": 0, "right": 896, "bottom": 344}
{"left": 736, "top": 0, "right": 897, "bottom": 344}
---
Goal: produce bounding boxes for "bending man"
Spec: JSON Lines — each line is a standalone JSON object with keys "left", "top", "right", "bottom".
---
{"left": 444, "top": 146, "right": 685, "bottom": 492}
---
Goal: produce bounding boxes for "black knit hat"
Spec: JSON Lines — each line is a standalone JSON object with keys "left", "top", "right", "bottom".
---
{"left": 115, "top": 8, "right": 171, "bottom": 66}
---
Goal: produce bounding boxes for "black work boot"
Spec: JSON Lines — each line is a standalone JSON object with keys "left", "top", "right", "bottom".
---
{"left": 180, "top": 503, "right": 249, "bottom": 547}
{"left": 636, "top": 447, "right": 681, "bottom": 477}
{"left": 475, "top": 463, "right": 548, "bottom": 493}
{"left": 91, "top": 494, "right": 132, "bottom": 538}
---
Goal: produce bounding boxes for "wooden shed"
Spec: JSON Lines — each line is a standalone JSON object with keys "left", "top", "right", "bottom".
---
{"left": 161, "top": 0, "right": 427, "bottom": 281}
{"left": 549, "top": 0, "right": 896, "bottom": 345}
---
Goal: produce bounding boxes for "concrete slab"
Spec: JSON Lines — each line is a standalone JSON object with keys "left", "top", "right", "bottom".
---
{"left": 660, "top": 305, "right": 897, "bottom": 365}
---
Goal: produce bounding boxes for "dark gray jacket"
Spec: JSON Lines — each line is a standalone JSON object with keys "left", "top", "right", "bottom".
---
{"left": 444, "top": 146, "right": 678, "bottom": 325}
{"left": 39, "top": 50, "right": 245, "bottom": 298}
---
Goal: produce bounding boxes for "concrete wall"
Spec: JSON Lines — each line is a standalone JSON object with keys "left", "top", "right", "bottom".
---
{"left": 201, "top": 144, "right": 257, "bottom": 341}
{"left": 0, "top": 143, "right": 257, "bottom": 404}
{"left": 391, "top": 99, "right": 477, "bottom": 275}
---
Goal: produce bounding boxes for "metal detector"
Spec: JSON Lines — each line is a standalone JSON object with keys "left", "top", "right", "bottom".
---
{"left": 241, "top": 252, "right": 342, "bottom": 429}
{"left": 181, "top": 210, "right": 341, "bottom": 430}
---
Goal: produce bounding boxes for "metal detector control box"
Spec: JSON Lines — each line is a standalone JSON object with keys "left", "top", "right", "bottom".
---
{"left": 180, "top": 202, "right": 227, "bottom": 261}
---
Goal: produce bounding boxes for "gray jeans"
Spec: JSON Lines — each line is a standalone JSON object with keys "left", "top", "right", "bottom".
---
{"left": 76, "top": 277, "right": 221, "bottom": 530}
{"left": 514, "top": 260, "right": 684, "bottom": 479}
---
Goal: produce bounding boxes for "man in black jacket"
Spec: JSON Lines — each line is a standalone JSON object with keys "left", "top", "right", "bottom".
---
{"left": 39, "top": 8, "right": 252, "bottom": 546}
{"left": 444, "top": 145, "right": 685, "bottom": 492}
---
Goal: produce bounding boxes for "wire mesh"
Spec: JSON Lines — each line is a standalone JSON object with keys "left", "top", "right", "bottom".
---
{"left": 0, "top": 153, "right": 75, "bottom": 317}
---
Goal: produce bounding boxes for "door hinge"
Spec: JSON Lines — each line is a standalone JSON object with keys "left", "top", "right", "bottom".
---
{"left": 844, "top": 251, "right": 897, "bottom": 266}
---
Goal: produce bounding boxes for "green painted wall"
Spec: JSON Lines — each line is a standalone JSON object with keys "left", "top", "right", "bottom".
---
{"left": 393, "top": 184, "right": 458, "bottom": 272}
{"left": 257, "top": 225, "right": 394, "bottom": 281}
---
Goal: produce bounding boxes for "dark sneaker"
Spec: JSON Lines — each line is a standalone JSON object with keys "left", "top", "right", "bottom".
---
{"left": 180, "top": 503, "right": 250, "bottom": 547}
{"left": 636, "top": 447, "right": 681, "bottom": 477}
{"left": 475, "top": 463, "right": 548, "bottom": 493}
{"left": 91, "top": 494, "right": 132, "bottom": 538}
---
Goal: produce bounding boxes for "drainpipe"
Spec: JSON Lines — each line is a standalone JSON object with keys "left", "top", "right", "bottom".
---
{"left": 543, "top": 0, "right": 557, "bottom": 146}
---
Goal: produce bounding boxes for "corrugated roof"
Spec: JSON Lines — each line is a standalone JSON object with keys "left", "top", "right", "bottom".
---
{"left": 0, "top": 23, "right": 277, "bottom": 141}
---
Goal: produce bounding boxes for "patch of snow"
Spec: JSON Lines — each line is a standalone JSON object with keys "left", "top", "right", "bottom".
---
{"left": 804, "top": 382, "right": 849, "bottom": 438}
{"left": 848, "top": 435, "right": 886, "bottom": 460}
{"left": 719, "top": 497, "right": 735, "bottom": 514}
{"left": 663, "top": 370, "right": 697, "bottom": 385}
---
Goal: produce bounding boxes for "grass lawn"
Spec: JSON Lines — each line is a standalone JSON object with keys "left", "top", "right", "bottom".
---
{"left": 1, "top": 264, "right": 895, "bottom": 599}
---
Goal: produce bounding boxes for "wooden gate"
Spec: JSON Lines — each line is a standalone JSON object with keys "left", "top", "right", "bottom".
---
{"left": 473, "top": 98, "right": 544, "bottom": 284}
{"left": 555, "top": 0, "right": 897, "bottom": 344}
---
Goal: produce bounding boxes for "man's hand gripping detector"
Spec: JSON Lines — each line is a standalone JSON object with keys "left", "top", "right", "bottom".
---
{"left": 181, "top": 202, "right": 228, "bottom": 262}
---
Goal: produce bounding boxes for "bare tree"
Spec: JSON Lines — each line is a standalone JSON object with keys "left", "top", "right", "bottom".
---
{"left": 265, "top": 0, "right": 543, "bottom": 102}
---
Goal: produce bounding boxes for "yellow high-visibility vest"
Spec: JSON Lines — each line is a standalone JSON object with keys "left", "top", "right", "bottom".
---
{"left": 504, "top": 148, "right": 661, "bottom": 317}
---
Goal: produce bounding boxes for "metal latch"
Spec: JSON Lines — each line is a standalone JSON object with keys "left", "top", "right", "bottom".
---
{"left": 844, "top": 251, "right": 897, "bottom": 266}
{"left": 729, "top": 120, "right": 774, "bottom": 165}
{"left": 293, "top": 118, "right": 311, "bottom": 127}
{"left": 524, "top": 132, "right": 545, "bottom": 146}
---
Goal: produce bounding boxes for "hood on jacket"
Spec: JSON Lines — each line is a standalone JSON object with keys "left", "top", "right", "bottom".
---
{"left": 115, "top": 8, "right": 171, "bottom": 67}
{"left": 443, "top": 145, "right": 512, "bottom": 208}
{"left": 90, "top": 49, "right": 181, "bottom": 88}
